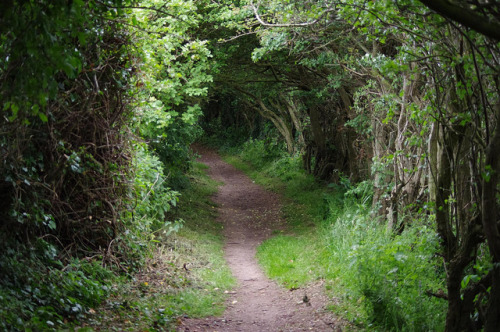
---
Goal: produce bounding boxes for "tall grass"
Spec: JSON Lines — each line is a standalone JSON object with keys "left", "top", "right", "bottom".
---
{"left": 225, "top": 138, "right": 447, "bottom": 331}
{"left": 323, "top": 197, "right": 446, "bottom": 331}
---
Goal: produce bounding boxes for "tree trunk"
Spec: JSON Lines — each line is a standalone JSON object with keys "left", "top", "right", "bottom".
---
{"left": 428, "top": 122, "right": 439, "bottom": 203}
{"left": 339, "top": 87, "right": 359, "bottom": 181}
{"left": 482, "top": 105, "right": 500, "bottom": 331}
{"left": 309, "top": 105, "right": 326, "bottom": 152}
{"left": 282, "top": 95, "right": 305, "bottom": 152}
{"left": 435, "top": 123, "right": 460, "bottom": 331}
{"left": 256, "top": 99, "right": 295, "bottom": 154}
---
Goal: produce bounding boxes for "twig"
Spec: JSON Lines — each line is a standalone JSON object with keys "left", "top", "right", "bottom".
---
{"left": 95, "top": 0, "right": 186, "bottom": 22}
{"left": 217, "top": 30, "right": 258, "bottom": 43}
{"left": 425, "top": 289, "right": 448, "bottom": 300}
{"left": 141, "top": 172, "right": 161, "bottom": 204}
{"left": 250, "top": 1, "right": 337, "bottom": 27}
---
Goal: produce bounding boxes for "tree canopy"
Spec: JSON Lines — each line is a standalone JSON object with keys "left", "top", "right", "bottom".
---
{"left": 1, "top": 0, "right": 500, "bottom": 330}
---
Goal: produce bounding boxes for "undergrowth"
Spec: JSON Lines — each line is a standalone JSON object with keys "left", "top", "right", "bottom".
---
{"left": 222, "top": 138, "right": 447, "bottom": 331}
{"left": 0, "top": 160, "right": 234, "bottom": 331}
{"left": 77, "top": 161, "right": 235, "bottom": 331}
{"left": 0, "top": 249, "right": 113, "bottom": 331}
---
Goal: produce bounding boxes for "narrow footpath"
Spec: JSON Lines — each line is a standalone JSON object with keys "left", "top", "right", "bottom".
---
{"left": 178, "top": 147, "right": 340, "bottom": 331}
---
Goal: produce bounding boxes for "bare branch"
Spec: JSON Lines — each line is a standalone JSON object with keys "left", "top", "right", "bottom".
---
{"left": 217, "top": 30, "right": 258, "bottom": 43}
{"left": 425, "top": 289, "right": 448, "bottom": 300}
{"left": 95, "top": 0, "right": 186, "bottom": 22}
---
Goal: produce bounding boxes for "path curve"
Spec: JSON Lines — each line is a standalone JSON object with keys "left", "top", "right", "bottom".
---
{"left": 178, "top": 147, "right": 339, "bottom": 332}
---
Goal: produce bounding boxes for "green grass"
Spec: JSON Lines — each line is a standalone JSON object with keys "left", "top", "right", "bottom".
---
{"left": 257, "top": 234, "right": 325, "bottom": 289}
{"left": 78, "top": 161, "right": 236, "bottom": 331}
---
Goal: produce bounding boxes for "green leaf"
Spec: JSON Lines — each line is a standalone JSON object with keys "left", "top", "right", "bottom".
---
{"left": 38, "top": 112, "right": 48, "bottom": 122}
{"left": 61, "top": 61, "right": 75, "bottom": 78}
{"left": 48, "top": 219, "right": 57, "bottom": 230}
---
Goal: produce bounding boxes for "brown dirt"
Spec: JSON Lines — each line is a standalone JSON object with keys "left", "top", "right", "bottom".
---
{"left": 178, "top": 147, "right": 343, "bottom": 332}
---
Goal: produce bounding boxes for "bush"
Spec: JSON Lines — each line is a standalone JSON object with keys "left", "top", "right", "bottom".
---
{"left": 239, "top": 138, "right": 286, "bottom": 169}
{"left": 353, "top": 226, "right": 445, "bottom": 330}
{"left": 0, "top": 240, "right": 113, "bottom": 331}
{"left": 130, "top": 146, "right": 181, "bottom": 234}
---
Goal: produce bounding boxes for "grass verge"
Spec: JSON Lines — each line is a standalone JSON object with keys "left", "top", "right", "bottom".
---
{"left": 77, "top": 161, "right": 235, "bottom": 331}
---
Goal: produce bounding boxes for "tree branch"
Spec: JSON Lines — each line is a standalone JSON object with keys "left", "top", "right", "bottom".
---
{"left": 95, "top": 1, "right": 186, "bottom": 22}
{"left": 250, "top": 1, "right": 336, "bottom": 27}
{"left": 418, "top": 0, "right": 500, "bottom": 41}
{"left": 425, "top": 289, "right": 448, "bottom": 300}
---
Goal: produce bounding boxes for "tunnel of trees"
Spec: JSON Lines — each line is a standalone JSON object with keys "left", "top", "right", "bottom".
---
{"left": 1, "top": 0, "right": 499, "bottom": 331}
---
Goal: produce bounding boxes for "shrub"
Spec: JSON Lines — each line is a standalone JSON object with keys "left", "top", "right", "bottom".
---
{"left": 0, "top": 240, "right": 113, "bottom": 331}
{"left": 130, "top": 146, "right": 181, "bottom": 233}
{"left": 239, "top": 138, "right": 286, "bottom": 169}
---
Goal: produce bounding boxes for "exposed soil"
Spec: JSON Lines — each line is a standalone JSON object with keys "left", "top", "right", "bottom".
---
{"left": 178, "top": 147, "right": 342, "bottom": 332}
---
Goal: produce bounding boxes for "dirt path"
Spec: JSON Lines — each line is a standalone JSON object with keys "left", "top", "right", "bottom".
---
{"left": 178, "top": 148, "right": 340, "bottom": 332}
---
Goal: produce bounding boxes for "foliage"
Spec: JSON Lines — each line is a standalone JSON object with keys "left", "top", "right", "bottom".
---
{"left": 345, "top": 223, "right": 445, "bottom": 331}
{"left": 130, "top": 145, "right": 180, "bottom": 233}
{"left": 0, "top": 0, "right": 134, "bottom": 249}
{"left": 240, "top": 138, "right": 286, "bottom": 169}
{"left": 130, "top": 0, "right": 214, "bottom": 189}
{"left": 200, "top": 114, "right": 255, "bottom": 152}
{"left": 1, "top": 1, "right": 136, "bottom": 327}
{"left": 0, "top": 240, "right": 114, "bottom": 331}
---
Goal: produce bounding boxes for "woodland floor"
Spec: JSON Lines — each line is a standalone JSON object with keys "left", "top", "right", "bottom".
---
{"left": 178, "top": 147, "right": 342, "bottom": 332}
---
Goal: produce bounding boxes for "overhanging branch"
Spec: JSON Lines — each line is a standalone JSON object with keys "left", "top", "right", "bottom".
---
{"left": 250, "top": 1, "right": 336, "bottom": 27}
{"left": 418, "top": 0, "right": 500, "bottom": 41}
